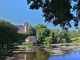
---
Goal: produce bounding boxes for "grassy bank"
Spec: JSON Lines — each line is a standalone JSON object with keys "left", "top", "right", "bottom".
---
{"left": 63, "top": 38, "right": 80, "bottom": 46}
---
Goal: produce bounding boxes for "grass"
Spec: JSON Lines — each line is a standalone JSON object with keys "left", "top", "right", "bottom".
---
{"left": 63, "top": 38, "right": 80, "bottom": 46}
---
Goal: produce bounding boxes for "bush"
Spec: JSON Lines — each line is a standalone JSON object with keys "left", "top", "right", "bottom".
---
{"left": 22, "top": 42, "right": 28, "bottom": 45}
{"left": 22, "top": 42, "right": 35, "bottom": 46}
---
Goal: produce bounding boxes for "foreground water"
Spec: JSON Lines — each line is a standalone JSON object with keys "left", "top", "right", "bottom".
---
{"left": 49, "top": 50, "right": 80, "bottom": 60}
{"left": 13, "top": 50, "right": 80, "bottom": 60}
{"left": 12, "top": 45, "right": 80, "bottom": 60}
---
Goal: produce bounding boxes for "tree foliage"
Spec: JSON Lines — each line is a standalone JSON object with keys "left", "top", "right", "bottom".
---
{"left": 27, "top": 0, "right": 80, "bottom": 28}
{"left": 45, "top": 29, "right": 70, "bottom": 44}
{"left": 44, "top": 36, "right": 52, "bottom": 44}
{"left": 68, "top": 30, "right": 77, "bottom": 38}
{"left": 0, "top": 20, "right": 18, "bottom": 59}
{"left": 18, "top": 33, "right": 28, "bottom": 44}
{"left": 77, "top": 28, "right": 80, "bottom": 37}
{"left": 34, "top": 23, "right": 47, "bottom": 30}
{"left": 36, "top": 28, "right": 50, "bottom": 44}
{"left": 57, "top": 30, "right": 70, "bottom": 43}
{"left": 27, "top": 26, "right": 36, "bottom": 36}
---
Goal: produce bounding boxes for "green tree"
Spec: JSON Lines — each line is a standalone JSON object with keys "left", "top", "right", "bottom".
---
{"left": 18, "top": 33, "right": 28, "bottom": 44}
{"left": 68, "top": 30, "right": 77, "bottom": 38}
{"left": 34, "top": 23, "right": 47, "bottom": 30}
{"left": 44, "top": 36, "right": 52, "bottom": 44}
{"left": 27, "top": 26, "right": 36, "bottom": 36}
{"left": 0, "top": 20, "right": 18, "bottom": 60}
{"left": 57, "top": 30, "right": 70, "bottom": 43}
{"left": 27, "top": 0, "right": 80, "bottom": 28}
{"left": 50, "top": 29, "right": 59, "bottom": 43}
{"left": 77, "top": 28, "right": 80, "bottom": 37}
{"left": 36, "top": 28, "right": 50, "bottom": 44}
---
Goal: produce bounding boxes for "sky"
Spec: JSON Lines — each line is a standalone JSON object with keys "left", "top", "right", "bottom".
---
{"left": 0, "top": 0, "right": 79, "bottom": 30}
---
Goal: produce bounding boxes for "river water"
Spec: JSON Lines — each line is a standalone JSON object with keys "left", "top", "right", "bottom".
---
{"left": 49, "top": 50, "right": 80, "bottom": 60}
{"left": 12, "top": 46, "right": 80, "bottom": 60}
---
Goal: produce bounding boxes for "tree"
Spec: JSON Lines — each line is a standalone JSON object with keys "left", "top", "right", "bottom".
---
{"left": 0, "top": 20, "right": 18, "bottom": 60}
{"left": 57, "top": 30, "right": 70, "bottom": 43}
{"left": 27, "top": 0, "right": 80, "bottom": 28}
{"left": 27, "top": 26, "right": 36, "bottom": 36}
{"left": 77, "top": 28, "right": 80, "bottom": 37}
{"left": 34, "top": 23, "right": 47, "bottom": 30}
{"left": 49, "top": 30, "right": 55, "bottom": 43}
{"left": 44, "top": 36, "right": 52, "bottom": 44}
{"left": 68, "top": 30, "right": 77, "bottom": 38}
{"left": 49, "top": 29, "right": 60, "bottom": 43}
{"left": 36, "top": 28, "right": 50, "bottom": 44}
{"left": 18, "top": 33, "right": 28, "bottom": 44}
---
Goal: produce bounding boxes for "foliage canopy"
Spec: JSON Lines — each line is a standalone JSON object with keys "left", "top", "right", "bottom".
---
{"left": 0, "top": 20, "right": 18, "bottom": 59}
{"left": 27, "top": 0, "right": 80, "bottom": 29}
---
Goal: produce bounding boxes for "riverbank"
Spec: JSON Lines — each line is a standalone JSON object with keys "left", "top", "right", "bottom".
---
{"left": 14, "top": 44, "right": 80, "bottom": 54}
{"left": 49, "top": 45, "right": 80, "bottom": 55}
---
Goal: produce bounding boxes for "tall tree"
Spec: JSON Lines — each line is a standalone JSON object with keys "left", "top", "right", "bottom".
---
{"left": 77, "top": 28, "right": 80, "bottom": 37}
{"left": 27, "top": 26, "right": 36, "bottom": 36}
{"left": 34, "top": 23, "right": 47, "bottom": 30}
{"left": 27, "top": 0, "right": 80, "bottom": 28}
{"left": 44, "top": 36, "right": 53, "bottom": 44}
{"left": 36, "top": 28, "right": 50, "bottom": 44}
{"left": 50, "top": 29, "right": 59, "bottom": 43}
{"left": 0, "top": 20, "right": 18, "bottom": 60}
{"left": 57, "top": 30, "right": 70, "bottom": 43}
{"left": 68, "top": 30, "right": 77, "bottom": 38}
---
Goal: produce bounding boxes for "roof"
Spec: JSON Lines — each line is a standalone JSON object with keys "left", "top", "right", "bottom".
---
{"left": 25, "top": 36, "right": 36, "bottom": 40}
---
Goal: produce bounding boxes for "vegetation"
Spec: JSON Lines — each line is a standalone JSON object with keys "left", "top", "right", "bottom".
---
{"left": 0, "top": 19, "right": 80, "bottom": 59}
{"left": 18, "top": 33, "right": 28, "bottom": 44}
{"left": 23, "top": 23, "right": 80, "bottom": 45}
{"left": 27, "top": 0, "right": 80, "bottom": 29}
{"left": 22, "top": 42, "right": 35, "bottom": 46}
{"left": 36, "top": 28, "right": 50, "bottom": 44}
{"left": 0, "top": 20, "right": 18, "bottom": 60}
{"left": 27, "top": 26, "right": 36, "bottom": 36}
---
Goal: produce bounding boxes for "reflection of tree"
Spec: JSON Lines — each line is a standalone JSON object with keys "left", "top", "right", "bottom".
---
{"left": 26, "top": 52, "right": 36, "bottom": 60}
{"left": 25, "top": 47, "right": 50, "bottom": 60}
{"left": 36, "top": 47, "right": 50, "bottom": 60}
{"left": 14, "top": 47, "right": 50, "bottom": 60}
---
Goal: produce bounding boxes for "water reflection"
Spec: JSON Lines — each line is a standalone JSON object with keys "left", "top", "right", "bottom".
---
{"left": 13, "top": 47, "right": 50, "bottom": 60}
{"left": 49, "top": 50, "right": 80, "bottom": 60}
{"left": 12, "top": 46, "right": 80, "bottom": 60}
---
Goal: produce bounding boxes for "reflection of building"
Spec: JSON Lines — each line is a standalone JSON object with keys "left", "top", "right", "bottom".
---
{"left": 13, "top": 47, "right": 50, "bottom": 60}
{"left": 14, "top": 52, "right": 36, "bottom": 60}
{"left": 13, "top": 54, "right": 27, "bottom": 60}
{"left": 25, "top": 36, "right": 37, "bottom": 43}
{"left": 16, "top": 22, "right": 31, "bottom": 33}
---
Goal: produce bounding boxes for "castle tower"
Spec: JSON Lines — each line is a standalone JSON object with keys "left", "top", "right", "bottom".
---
{"left": 23, "top": 22, "right": 31, "bottom": 33}
{"left": 16, "top": 22, "right": 31, "bottom": 33}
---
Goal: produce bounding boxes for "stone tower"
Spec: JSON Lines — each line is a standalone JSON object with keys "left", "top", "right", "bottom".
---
{"left": 23, "top": 22, "right": 31, "bottom": 32}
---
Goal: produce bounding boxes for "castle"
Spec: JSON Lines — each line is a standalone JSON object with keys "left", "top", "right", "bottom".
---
{"left": 16, "top": 22, "right": 31, "bottom": 33}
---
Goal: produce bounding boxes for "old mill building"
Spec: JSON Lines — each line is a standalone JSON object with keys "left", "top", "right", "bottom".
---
{"left": 16, "top": 22, "right": 31, "bottom": 33}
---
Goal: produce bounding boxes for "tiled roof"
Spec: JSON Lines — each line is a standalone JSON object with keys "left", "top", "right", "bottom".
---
{"left": 25, "top": 36, "right": 36, "bottom": 40}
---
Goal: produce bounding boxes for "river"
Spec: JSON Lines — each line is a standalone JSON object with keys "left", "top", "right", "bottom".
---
{"left": 6, "top": 45, "right": 80, "bottom": 60}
